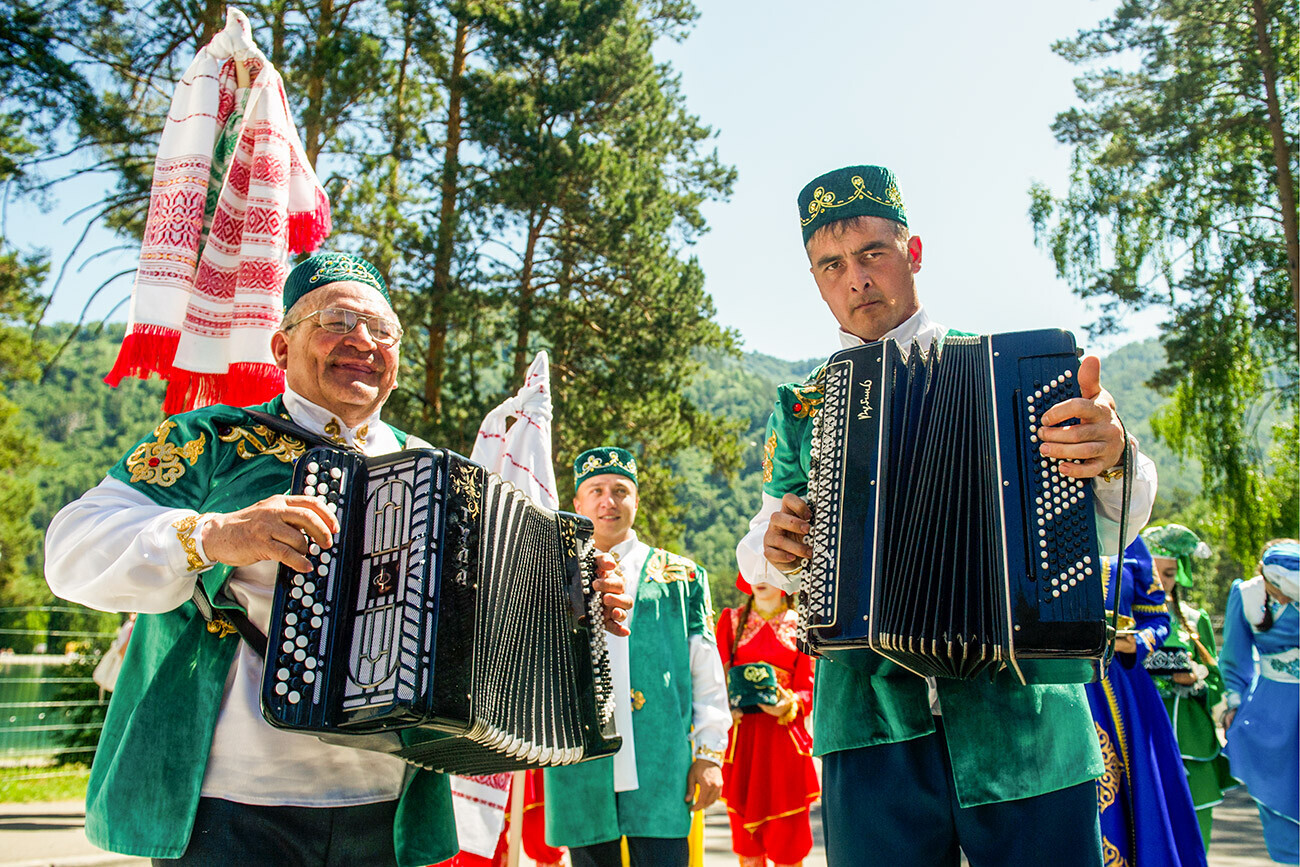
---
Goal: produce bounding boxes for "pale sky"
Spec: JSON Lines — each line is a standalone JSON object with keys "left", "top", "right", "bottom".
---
{"left": 17, "top": 0, "right": 1162, "bottom": 360}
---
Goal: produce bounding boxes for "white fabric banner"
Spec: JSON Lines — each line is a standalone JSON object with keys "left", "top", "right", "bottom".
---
{"left": 449, "top": 350, "right": 559, "bottom": 857}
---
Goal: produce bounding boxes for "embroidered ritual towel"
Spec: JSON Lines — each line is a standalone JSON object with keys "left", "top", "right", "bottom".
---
{"left": 106, "top": 7, "right": 331, "bottom": 414}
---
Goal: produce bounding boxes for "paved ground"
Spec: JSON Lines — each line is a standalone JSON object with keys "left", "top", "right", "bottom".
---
{"left": 0, "top": 786, "right": 1272, "bottom": 866}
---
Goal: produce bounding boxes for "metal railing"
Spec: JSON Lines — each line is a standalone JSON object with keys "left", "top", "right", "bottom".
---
{"left": 0, "top": 607, "right": 119, "bottom": 782}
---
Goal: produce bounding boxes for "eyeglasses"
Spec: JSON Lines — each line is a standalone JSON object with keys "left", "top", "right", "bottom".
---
{"left": 284, "top": 307, "right": 403, "bottom": 346}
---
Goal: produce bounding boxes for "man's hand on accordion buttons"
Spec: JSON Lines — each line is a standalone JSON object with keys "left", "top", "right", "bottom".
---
{"left": 764, "top": 493, "right": 813, "bottom": 573}
{"left": 594, "top": 552, "right": 633, "bottom": 637}
{"left": 1036, "top": 355, "right": 1126, "bottom": 479}
{"left": 201, "top": 495, "right": 340, "bottom": 573}
{"left": 685, "top": 757, "right": 724, "bottom": 812}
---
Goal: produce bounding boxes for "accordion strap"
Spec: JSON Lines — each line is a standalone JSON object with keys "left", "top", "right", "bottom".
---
{"left": 1104, "top": 417, "right": 1136, "bottom": 667}
{"left": 190, "top": 584, "right": 268, "bottom": 658}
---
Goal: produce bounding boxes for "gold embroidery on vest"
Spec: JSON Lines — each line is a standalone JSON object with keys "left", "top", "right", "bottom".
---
{"left": 206, "top": 615, "right": 238, "bottom": 639}
{"left": 789, "top": 368, "right": 826, "bottom": 420}
{"left": 355, "top": 424, "right": 368, "bottom": 448}
{"left": 323, "top": 418, "right": 346, "bottom": 445}
{"left": 171, "top": 514, "right": 205, "bottom": 572}
{"left": 763, "top": 431, "right": 777, "bottom": 483}
{"left": 630, "top": 689, "right": 646, "bottom": 711}
{"left": 126, "top": 420, "right": 206, "bottom": 487}
{"left": 217, "top": 424, "right": 306, "bottom": 463}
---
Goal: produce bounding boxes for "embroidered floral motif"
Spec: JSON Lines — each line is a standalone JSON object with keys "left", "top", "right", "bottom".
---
{"left": 1095, "top": 723, "right": 1120, "bottom": 814}
{"left": 645, "top": 550, "right": 696, "bottom": 583}
{"left": 1102, "top": 837, "right": 1128, "bottom": 867}
{"left": 172, "top": 514, "right": 205, "bottom": 572}
{"left": 323, "top": 418, "right": 346, "bottom": 446}
{"left": 126, "top": 420, "right": 206, "bottom": 487}
{"left": 217, "top": 424, "right": 306, "bottom": 463}
{"left": 1267, "top": 655, "right": 1300, "bottom": 680}
{"left": 763, "top": 431, "right": 777, "bottom": 484}
{"left": 789, "top": 369, "right": 826, "bottom": 420}
{"left": 578, "top": 449, "right": 638, "bottom": 479}
{"left": 743, "top": 665, "right": 768, "bottom": 683}
{"left": 799, "top": 175, "right": 906, "bottom": 227}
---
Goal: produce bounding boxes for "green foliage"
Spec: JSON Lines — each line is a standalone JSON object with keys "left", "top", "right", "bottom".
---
{"left": 1031, "top": 0, "right": 1299, "bottom": 568}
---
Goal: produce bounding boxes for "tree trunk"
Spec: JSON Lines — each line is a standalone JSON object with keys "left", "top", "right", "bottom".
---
{"left": 1250, "top": 0, "right": 1299, "bottom": 313}
{"left": 302, "top": 0, "right": 335, "bottom": 169}
{"left": 424, "top": 17, "right": 469, "bottom": 423}
{"left": 376, "top": 11, "right": 414, "bottom": 288}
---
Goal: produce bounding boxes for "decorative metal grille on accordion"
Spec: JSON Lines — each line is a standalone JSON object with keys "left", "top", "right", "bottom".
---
{"left": 260, "top": 446, "right": 621, "bottom": 774}
{"left": 796, "top": 328, "right": 1109, "bottom": 684}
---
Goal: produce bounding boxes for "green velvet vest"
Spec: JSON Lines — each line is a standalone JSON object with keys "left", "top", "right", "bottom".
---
{"left": 544, "top": 548, "right": 713, "bottom": 845}
{"left": 84, "top": 397, "right": 457, "bottom": 864}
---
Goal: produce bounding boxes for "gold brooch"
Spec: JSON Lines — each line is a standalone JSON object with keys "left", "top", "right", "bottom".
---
{"left": 630, "top": 689, "right": 646, "bottom": 711}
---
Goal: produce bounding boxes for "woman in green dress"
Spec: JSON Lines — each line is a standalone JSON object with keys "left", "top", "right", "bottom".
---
{"left": 1141, "top": 524, "right": 1237, "bottom": 851}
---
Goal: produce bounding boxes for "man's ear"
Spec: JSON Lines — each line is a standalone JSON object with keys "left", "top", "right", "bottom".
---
{"left": 907, "top": 235, "right": 923, "bottom": 273}
{"left": 271, "top": 330, "right": 290, "bottom": 372}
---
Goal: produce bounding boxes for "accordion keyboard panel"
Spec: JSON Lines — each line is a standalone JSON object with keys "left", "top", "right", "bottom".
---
{"left": 797, "top": 329, "right": 1109, "bottom": 681}
{"left": 263, "top": 447, "right": 621, "bottom": 773}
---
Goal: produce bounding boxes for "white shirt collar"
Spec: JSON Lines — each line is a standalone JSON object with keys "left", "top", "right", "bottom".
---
{"left": 282, "top": 386, "right": 385, "bottom": 452}
{"left": 608, "top": 529, "right": 643, "bottom": 561}
{"left": 837, "top": 305, "right": 948, "bottom": 354}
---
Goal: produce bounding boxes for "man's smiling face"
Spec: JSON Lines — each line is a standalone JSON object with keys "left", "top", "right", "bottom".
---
{"left": 572, "top": 473, "right": 640, "bottom": 552}
{"left": 271, "top": 281, "right": 400, "bottom": 426}
{"left": 807, "top": 215, "right": 922, "bottom": 342}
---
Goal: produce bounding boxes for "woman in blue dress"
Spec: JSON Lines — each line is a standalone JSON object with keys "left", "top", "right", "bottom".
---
{"left": 1086, "top": 536, "right": 1207, "bottom": 866}
{"left": 1221, "top": 540, "right": 1300, "bottom": 864}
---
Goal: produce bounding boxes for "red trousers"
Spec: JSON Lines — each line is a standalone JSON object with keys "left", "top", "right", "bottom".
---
{"left": 728, "top": 805, "right": 813, "bottom": 864}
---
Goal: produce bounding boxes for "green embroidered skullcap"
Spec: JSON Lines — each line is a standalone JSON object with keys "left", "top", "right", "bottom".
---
{"left": 1141, "top": 524, "right": 1212, "bottom": 588}
{"left": 574, "top": 446, "right": 638, "bottom": 489}
{"left": 283, "top": 253, "right": 390, "bottom": 313}
{"left": 798, "top": 165, "right": 908, "bottom": 244}
{"left": 727, "top": 662, "right": 780, "bottom": 711}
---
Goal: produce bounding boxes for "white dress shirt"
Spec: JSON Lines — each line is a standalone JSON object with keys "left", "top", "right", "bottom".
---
{"left": 45, "top": 386, "right": 411, "bottom": 807}
{"left": 602, "top": 531, "right": 731, "bottom": 792}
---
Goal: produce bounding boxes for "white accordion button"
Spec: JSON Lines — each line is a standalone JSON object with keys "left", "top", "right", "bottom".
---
{"left": 316, "top": 564, "right": 329, "bottom": 576}
{"left": 330, "top": 467, "right": 342, "bottom": 478}
{"left": 285, "top": 613, "right": 297, "bottom": 625}
{"left": 288, "top": 691, "right": 300, "bottom": 704}
{"left": 304, "top": 582, "right": 316, "bottom": 595}
{"left": 319, "top": 552, "right": 332, "bottom": 564}
{"left": 311, "top": 616, "right": 322, "bottom": 629}
{"left": 295, "top": 635, "right": 308, "bottom": 648}
{"left": 290, "top": 587, "right": 303, "bottom": 600}
{"left": 302, "top": 595, "right": 313, "bottom": 607}
{"left": 282, "top": 641, "right": 294, "bottom": 654}
{"left": 284, "top": 627, "right": 296, "bottom": 639}
{"left": 304, "top": 474, "right": 317, "bottom": 488}
{"left": 293, "top": 649, "right": 306, "bottom": 662}
{"left": 313, "top": 603, "right": 324, "bottom": 615}
{"left": 305, "top": 657, "right": 317, "bottom": 669}
{"left": 275, "top": 682, "right": 288, "bottom": 695}
{"left": 307, "top": 461, "right": 319, "bottom": 473}
{"left": 309, "top": 544, "right": 321, "bottom": 556}
{"left": 276, "top": 667, "right": 289, "bottom": 681}
{"left": 303, "top": 670, "right": 316, "bottom": 684}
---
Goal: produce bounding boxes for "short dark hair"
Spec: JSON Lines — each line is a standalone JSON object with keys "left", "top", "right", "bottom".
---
{"left": 805, "top": 214, "right": 909, "bottom": 254}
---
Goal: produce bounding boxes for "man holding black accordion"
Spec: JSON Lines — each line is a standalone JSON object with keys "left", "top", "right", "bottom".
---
{"left": 44, "top": 253, "right": 632, "bottom": 867}
{"left": 736, "top": 166, "right": 1158, "bottom": 866}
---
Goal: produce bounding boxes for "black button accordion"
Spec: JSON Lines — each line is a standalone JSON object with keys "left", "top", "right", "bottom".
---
{"left": 797, "top": 329, "right": 1109, "bottom": 683}
{"left": 260, "top": 446, "right": 621, "bottom": 774}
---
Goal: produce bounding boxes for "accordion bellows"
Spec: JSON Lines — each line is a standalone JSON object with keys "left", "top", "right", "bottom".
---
{"left": 261, "top": 447, "right": 620, "bottom": 774}
{"left": 798, "top": 329, "right": 1108, "bottom": 683}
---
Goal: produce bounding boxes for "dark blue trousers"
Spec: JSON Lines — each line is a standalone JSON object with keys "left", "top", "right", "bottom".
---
{"left": 568, "top": 836, "right": 688, "bottom": 867}
{"left": 822, "top": 719, "right": 1103, "bottom": 867}
{"left": 152, "top": 797, "right": 398, "bottom": 866}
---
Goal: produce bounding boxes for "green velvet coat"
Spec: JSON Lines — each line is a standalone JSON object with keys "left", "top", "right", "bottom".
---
{"left": 544, "top": 548, "right": 714, "bottom": 844}
{"left": 83, "top": 397, "right": 457, "bottom": 865}
{"left": 762, "top": 354, "right": 1104, "bottom": 808}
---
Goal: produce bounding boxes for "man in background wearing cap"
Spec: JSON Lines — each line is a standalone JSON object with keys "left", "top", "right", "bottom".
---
{"left": 544, "top": 448, "right": 731, "bottom": 867}
{"left": 44, "top": 253, "right": 632, "bottom": 866}
{"left": 735, "top": 166, "right": 1158, "bottom": 865}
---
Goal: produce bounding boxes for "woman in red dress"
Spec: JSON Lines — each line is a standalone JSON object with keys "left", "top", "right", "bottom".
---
{"left": 716, "top": 573, "right": 820, "bottom": 867}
